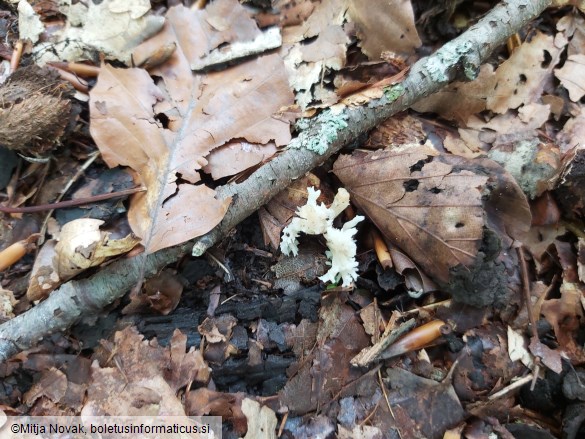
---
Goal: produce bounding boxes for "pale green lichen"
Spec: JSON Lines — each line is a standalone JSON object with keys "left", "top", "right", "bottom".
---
{"left": 383, "top": 84, "right": 405, "bottom": 102}
{"left": 289, "top": 109, "right": 348, "bottom": 155}
{"left": 425, "top": 41, "right": 475, "bottom": 83}
{"left": 295, "top": 118, "right": 311, "bottom": 131}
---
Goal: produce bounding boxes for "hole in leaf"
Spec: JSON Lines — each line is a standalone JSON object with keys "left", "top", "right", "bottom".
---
{"left": 300, "top": 36, "right": 318, "bottom": 45}
{"left": 404, "top": 179, "right": 419, "bottom": 192}
{"left": 455, "top": 222, "right": 464, "bottom": 228}
{"left": 542, "top": 50, "right": 552, "bottom": 68}
{"left": 429, "top": 187, "right": 442, "bottom": 194}
{"left": 409, "top": 156, "right": 432, "bottom": 173}
{"left": 155, "top": 112, "right": 170, "bottom": 128}
{"left": 519, "top": 73, "right": 527, "bottom": 84}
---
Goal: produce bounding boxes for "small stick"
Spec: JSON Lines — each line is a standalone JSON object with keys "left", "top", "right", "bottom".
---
{"left": 488, "top": 374, "right": 534, "bottom": 400}
{"left": 49, "top": 65, "right": 89, "bottom": 93}
{"left": 371, "top": 228, "right": 392, "bottom": 269}
{"left": 517, "top": 246, "right": 538, "bottom": 339}
{"left": 0, "top": 187, "right": 145, "bottom": 214}
{"left": 38, "top": 150, "right": 101, "bottom": 241}
{"left": 47, "top": 61, "right": 100, "bottom": 77}
{"left": 0, "top": 233, "right": 40, "bottom": 271}
{"left": 10, "top": 40, "right": 24, "bottom": 71}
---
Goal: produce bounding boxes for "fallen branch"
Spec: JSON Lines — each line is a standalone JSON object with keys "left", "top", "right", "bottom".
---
{"left": 0, "top": 0, "right": 551, "bottom": 362}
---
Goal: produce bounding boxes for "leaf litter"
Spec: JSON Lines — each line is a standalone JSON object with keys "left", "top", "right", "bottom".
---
{"left": 2, "top": 1, "right": 585, "bottom": 438}
{"left": 89, "top": 1, "right": 294, "bottom": 252}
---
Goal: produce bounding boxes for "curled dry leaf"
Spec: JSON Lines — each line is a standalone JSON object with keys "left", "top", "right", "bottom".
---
{"left": 84, "top": 327, "right": 210, "bottom": 417}
{"left": 333, "top": 145, "right": 531, "bottom": 305}
{"left": 122, "top": 269, "right": 184, "bottom": 315}
{"left": 91, "top": 3, "right": 294, "bottom": 253}
{"left": 27, "top": 219, "right": 140, "bottom": 301}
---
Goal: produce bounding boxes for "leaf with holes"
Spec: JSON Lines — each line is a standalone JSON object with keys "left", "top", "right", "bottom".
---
{"left": 89, "top": 2, "right": 294, "bottom": 252}
{"left": 333, "top": 145, "right": 530, "bottom": 284}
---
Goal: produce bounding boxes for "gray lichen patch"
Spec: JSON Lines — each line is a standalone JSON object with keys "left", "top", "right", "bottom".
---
{"left": 288, "top": 109, "right": 349, "bottom": 155}
{"left": 424, "top": 41, "right": 475, "bottom": 83}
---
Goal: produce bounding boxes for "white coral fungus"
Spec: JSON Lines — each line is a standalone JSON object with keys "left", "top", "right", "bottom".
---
{"left": 280, "top": 187, "right": 364, "bottom": 287}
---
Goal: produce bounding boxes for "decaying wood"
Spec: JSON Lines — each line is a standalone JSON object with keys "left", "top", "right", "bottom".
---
{"left": 0, "top": 0, "right": 552, "bottom": 362}
{"left": 123, "top": 285, "right": 321, "bottom": 346}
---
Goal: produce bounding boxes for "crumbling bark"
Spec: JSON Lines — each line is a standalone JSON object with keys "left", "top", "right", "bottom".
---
{"left": 0, "top": 0, "right": 552, "bottom": 362}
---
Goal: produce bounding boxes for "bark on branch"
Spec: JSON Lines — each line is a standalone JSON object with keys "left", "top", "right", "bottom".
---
{"left": 0, "top": 0, "right": 551, "bottom": 362}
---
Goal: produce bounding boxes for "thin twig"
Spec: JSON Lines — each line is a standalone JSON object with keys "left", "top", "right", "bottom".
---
{"left": 38, "top": 150, "right": 100, "bottom": 244}
{"left": 0, "top": 187, "right": 145, "bottom": 214}
{"left": 517, "top": 246, "right": 538, "bottom": 339}
{"left": 488, "top": 374, "right": 534, "bottom": 400}
{"left": 10, "top": 40, "right": 23, "bottom": 72}
{"left": 378, "top": 368, "right": 402, "bottom": 439}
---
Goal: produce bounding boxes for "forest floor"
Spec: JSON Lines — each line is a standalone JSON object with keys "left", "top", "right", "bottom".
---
{"left": 1, "top": 0, "right": 585, "bottom": 438}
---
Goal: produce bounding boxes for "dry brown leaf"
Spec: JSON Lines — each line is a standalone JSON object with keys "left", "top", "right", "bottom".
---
{"left": 339, "top": 70, "right": 408, "bottom": 107}
{"left": 555, "top": 54, "right": 585, "bottom": 102}
{"left": 31, "top": 0, "right": 164, "bottom": 65}
{"left": 85, "top": 327, "right": 211, "bottom": 416}
{"left": 486, "top": 32, "right": 563, "bottom": 114}
{"left": 557, "top": 107, "right": 585, "bottom": 154}
{"left": 365, "top": 112, "right": 426, "bottom": 149}
{"left": 333, "top": 146, "right": 530, "bottom": 286}
{"left": 133, "top": 1, "right": 261, "bottom": 69}
{"left": 203, "top": 141, "right": 277, "bottom": 180}
{"left": 186, "top": 388, "right": 247, "bottom": 434}
{"left": 27, "top": 220, "right": 139, "bottom": 301}
{"left": 446, "top": 105, "right": 551, "bottom": 160}
{"left": 347, "top": 0, "right": 421, "bottom": 59}
{"left": 282, "top": 0, "right": 347, "bottom": 44}
{"left": 333, "top": 146, "right": 483, "bottom": 284}
{"left": 552, "top": 0, "right": 585, "bottom": 13}
{"left": 413, "top": 31, "right": 564, "bottom": 120}
{"left": 541, "top": 282, "right": 585, "bottom": 363}
{"left": 283, "top": 25, "right": 349, "bottom": 108}
{"left": 23, "top": 368, "right": 68, "bottom": 407}
{"left": 27, "top": 240, "right": 60, "bottom": 302}
{"left": 411, "top": 64, "right": 493, "bottom": 123}
{"left": 55, "top": 219, "right": 140, "bottom": 279}
{"left": 488, "top": 139, "right": 560, "bottom": 199}
{"left": 557, "top": 11, "right": 585, "bottom": 57}
{"left": 91, "top": 9, "right": 293, "bottom": 252}
{"left": 387, "top": 245, "right": 438, "bottom": 293}
{"left": 122, "top": 269, "right": 184, "bottom": 315}
{"left": 279, "top": 293, "right": 370, "bottom": 414}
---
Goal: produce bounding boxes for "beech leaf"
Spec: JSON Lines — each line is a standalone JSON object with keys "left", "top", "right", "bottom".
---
{"left": 333, "top": 146, "right": 530, "bottom": 284}
{"left": 90, "top": 4, "right": 294, "bottom": 253}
